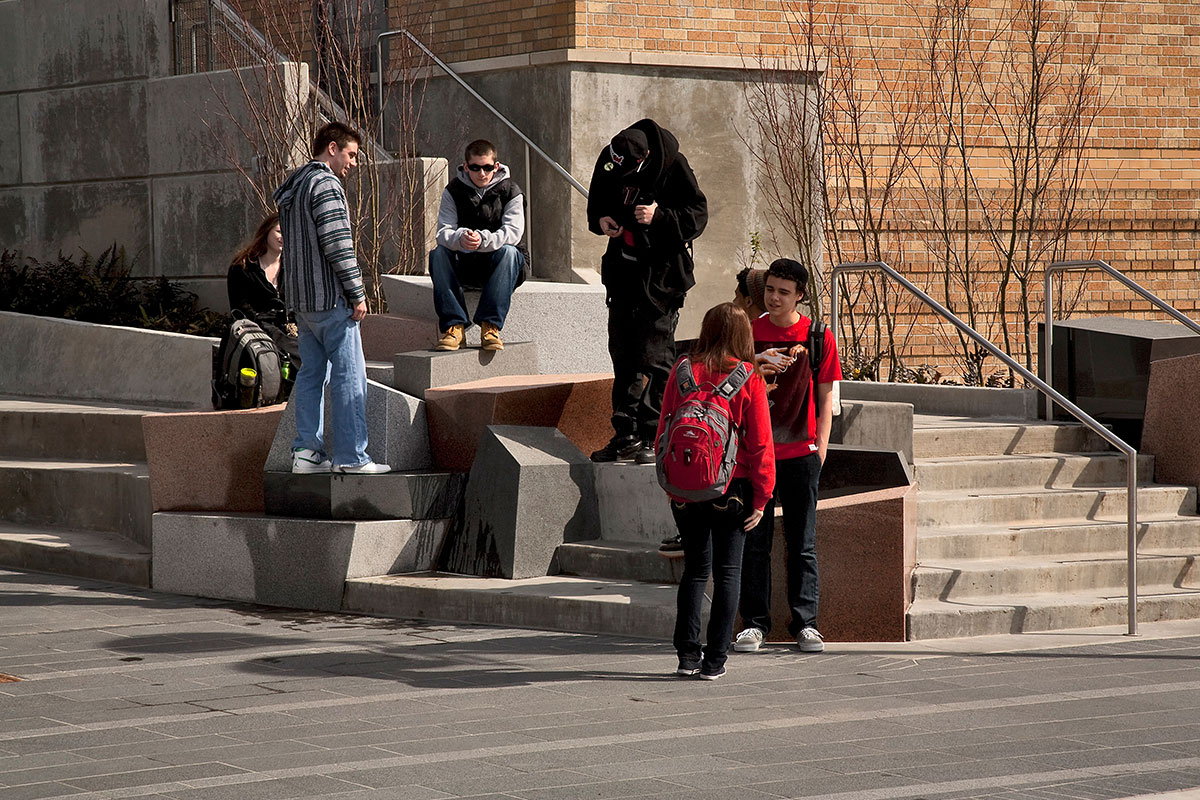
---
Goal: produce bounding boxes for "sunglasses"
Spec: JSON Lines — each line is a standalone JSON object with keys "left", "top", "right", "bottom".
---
{"left": 467, "top": 163, "right": 497, "bottom": 173}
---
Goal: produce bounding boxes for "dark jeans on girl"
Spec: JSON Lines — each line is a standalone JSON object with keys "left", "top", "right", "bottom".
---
{"left": 671, "top": 478, "right": 754, "bottom": 673}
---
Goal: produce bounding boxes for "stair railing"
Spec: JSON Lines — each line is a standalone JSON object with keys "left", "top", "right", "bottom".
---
{"left": 830, "top": 261, "right": 1141, "bottom": 636}
{"left": 1043, "top": 259, "right": 1200, "bottom": 420}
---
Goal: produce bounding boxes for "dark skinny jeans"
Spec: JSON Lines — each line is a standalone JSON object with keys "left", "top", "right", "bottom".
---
{"left": 671, "top": 478, "right": 754, "bottom": 673}
{"left": 739, "top": 452, "right": 822, "bottom": 637}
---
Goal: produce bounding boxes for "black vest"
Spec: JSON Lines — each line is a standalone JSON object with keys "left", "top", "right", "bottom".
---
{"left": 446, "top": 177, "right": 531, "bottom": 268}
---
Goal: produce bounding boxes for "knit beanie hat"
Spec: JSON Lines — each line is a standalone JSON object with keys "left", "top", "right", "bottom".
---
{"left": 737, "top": 267, "right": 768, "bottom": 314}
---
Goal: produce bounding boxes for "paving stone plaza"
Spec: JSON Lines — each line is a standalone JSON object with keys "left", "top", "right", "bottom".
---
{"left": 4, "top": 568, "right": 1200, "bottom": 800}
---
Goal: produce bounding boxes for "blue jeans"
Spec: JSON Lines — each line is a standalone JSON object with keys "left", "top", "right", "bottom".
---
{"left": 739, "top": 453, "right": 822, "bottom": 636}
{"left": 672, "top": 479, "right": 753, "bottom": 673}
{"left": 429, "top": 244, "right": 524, "bottom": 331}
{"left": 291, "top": 297, "right": 369, "bottom": 468}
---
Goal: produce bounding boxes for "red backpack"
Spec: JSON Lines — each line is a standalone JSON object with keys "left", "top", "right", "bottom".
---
{"left": 655, "top": 358, "right": 752, "bottom": 502}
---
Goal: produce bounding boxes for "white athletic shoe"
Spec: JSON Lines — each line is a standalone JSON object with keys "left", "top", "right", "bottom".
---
{"left": 292, "top": 447, "right": 331, "bottom": 474}
{"left": 733, "top": 627, "right": 765, "bottom": 653}
{"left": 797, "top": 627, "right": 825, "bottom": 653}
{"left": 333, "top": 461, "right": 391, "bottom": 475}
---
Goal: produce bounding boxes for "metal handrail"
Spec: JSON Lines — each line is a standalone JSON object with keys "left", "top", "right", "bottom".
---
{"left": 376, "top": 29, "right": 589, "bottom": 199}
{"left": 1043, "top": 259, "right": 1200, "bottom": 420}
{"left": 831, "top": 261, "right": 1140, "bottom": 636}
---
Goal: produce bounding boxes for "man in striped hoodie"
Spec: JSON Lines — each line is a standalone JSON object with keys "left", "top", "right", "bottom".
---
{"left": 274, "top": 122, "right": 389, "bottom": 475}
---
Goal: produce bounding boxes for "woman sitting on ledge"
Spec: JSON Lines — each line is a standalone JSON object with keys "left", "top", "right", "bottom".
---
{"left": 226, "top": 212, "right": 300, "bottom": 365}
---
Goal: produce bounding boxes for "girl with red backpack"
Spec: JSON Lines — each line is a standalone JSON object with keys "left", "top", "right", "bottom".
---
{"left": 655, "top": 302, "right": 775, "bottom": 680}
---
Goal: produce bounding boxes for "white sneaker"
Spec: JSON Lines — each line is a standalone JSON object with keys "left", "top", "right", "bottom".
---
{"left": 797, "top": 627, "right": 825, "bottom": 653}
{"left": 333, "top": 461, "right": 391, "bottom": 475}
{"left": 292, "top": 447, "right": 331, "bottom": 474}
{"left": 733, "top": 628, "right": 765, "bottom": 653}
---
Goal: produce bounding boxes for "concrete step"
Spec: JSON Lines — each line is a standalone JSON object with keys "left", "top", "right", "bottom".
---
{"left": 554, "top": 540, "right": 683, "bottom": 584}
{"left": 0, "top": 459, "right": 152, "bottom": 546}
{"left": 918, "top": 515, "right": 1200, "bottom": 559}
{"left": 0, "top": 400, "right": 149, "bottom": 461}
{"left": 906, "top": 585, "right": 1200, "bottom": 639}
{"left": 913, "top": 419, "right": 1112, "bottom": 459}
{"left": 916, "top": 483, "right": 1196, "bottom": 528}
{"left": 914, "top": 452, "right": 1153, "bottom": 493}
{"left": 364, "top": 360, "right": 394, "bottom": 387}
{"left": 0, "top": 522, "right": 150, "bottom": 587}
{"left": 391, "top": 342, "right": 540, "bottom": 398}
{"left": 343, "top": 572, "right": 677, "bottom": 639}
{"left": 263, "top": 469, "right": 465, "bottom": 520}
{"left": 912, "top": 549, "right": 1200, "bottom": 601}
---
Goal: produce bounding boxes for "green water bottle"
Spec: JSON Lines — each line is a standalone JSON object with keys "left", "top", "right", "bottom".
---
{"left": 238, "top": 367, "right": 257, "bottom": 408}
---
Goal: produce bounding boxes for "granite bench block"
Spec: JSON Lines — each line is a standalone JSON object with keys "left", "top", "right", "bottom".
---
{"left": 424, "top": 374, "right": 613, "bottom": 472}
{"left": 265, "top": 379, "right": 432, "bottom": 473}
{"left": 143, "top": 406, "right": 284, "bottom": 514}
{"left": 360, "top": 313, "right": 432, "bottom": 362}
{"left": 392, "top": 343, "right": 540, "bottom": 397}
{"left": 593, "top": 462, "right": 676, "bottom": 545}
{"left": 439, "top": 426, "right": 599, "bottom": 579}
{"left": 263, "top": 470, "right": 465, "bottom": 520}
{"left": 152, "top": 512, "right": 450, "bottom": 611}
{"left": 381, "top": 274, "right": 609, "bottom": 374}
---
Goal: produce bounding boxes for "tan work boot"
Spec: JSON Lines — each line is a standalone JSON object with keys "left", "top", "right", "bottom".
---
{"left": 481, "top": 322, "right": 504, "bottom": 351}
{"left": 436, "top": 324, "right": 464, "bottom": 351}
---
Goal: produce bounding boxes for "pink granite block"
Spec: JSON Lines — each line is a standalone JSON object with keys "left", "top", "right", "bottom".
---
{"left": 759, "top": 484, "right": 916, "bottom": 643}
{"left": 425, "top": 374, "right": 613, "bottom": 472}
{"left": 143, "top": 406, "right": 284, "bottom": 513}
{"left": 1143, "top": 352, "right": 1200, "bottom": 492}
{"left": 360, "top": 314, "right": 431, "bottom": 362}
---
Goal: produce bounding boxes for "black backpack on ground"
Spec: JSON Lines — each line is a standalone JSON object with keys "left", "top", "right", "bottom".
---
{"left": 212, "top": 312, "right": 285, "bottom": 409}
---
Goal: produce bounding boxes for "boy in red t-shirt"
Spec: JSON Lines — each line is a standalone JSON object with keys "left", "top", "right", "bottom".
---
{"left": 733, "top": 257, "right": 842, "bottom": 654}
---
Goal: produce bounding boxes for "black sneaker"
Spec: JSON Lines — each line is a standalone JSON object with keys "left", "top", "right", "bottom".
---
{"left": 633, "top": 444, "right": 656, "bottom": 464}
{"left": 698, "top": 664, "right": 726, "bottom": 681}
{"left": 676, "top": 660, "right": 700, "bottom": 677}
{"left": 590, "top": 434, "right": 643, "bottom": 463}
{"left": 658, "top": 534, "right": 683, "bottom": 553}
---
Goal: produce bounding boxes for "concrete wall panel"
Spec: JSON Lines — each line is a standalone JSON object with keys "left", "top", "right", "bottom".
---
{"left": 26, "top": 181, "right": 152, "bottom": 267}
{"left": 24, "top": 0, "right": 152, "bottom": 88}
{"left": 0, "top": 95, "right": 20, "bottom": 187}
{"left": 21, "top": 84, "right": 149, "bottom": 183}
{"left": 0, "top": 188, "right": 30, "bottom": 250}
{"left": 0, "top": 1, "right": 29, "bottom": 93}
{"left": 148, "top": 64, "right": 309, "bottom": 176}
{"left": 152, "top": 172, "right": 259, "bottom": 279}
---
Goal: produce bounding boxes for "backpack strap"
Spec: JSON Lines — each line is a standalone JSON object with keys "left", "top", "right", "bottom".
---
{"left": 808, "top": 318, "right": 826, "bottom": 394}
{"left": 713, "top": 361, "right": 752, "bottom": 401}
{"left": 676, "top": 357, "right": 698, "bottom": 395}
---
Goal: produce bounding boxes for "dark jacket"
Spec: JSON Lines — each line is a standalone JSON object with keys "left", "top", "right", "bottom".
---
{"left": 587, "top": 118, "right": 708, "bottom": 312}
{"left": 227, "top": 257, "right": 288, "bottom": 328}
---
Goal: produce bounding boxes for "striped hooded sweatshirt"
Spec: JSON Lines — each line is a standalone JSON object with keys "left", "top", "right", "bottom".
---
{"left": 273, "top": 160, "right": 366, "bottom": 313}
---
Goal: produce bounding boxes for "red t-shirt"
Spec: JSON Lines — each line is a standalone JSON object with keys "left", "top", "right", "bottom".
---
{"left": 655, "top": 357, "right": 776, "bottom": 510}
{"left": 752, "top": 314, "right": 843, "bottom": 460}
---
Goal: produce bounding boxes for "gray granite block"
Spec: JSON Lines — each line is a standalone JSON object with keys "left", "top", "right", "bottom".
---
{"left": 262, "top": 470, "right": 465, "bottom": 521}
{"left": 439, "top": 426, "right": 599, "bottom": 579}
{"left": 592, "top": 462, "right": 676, "bottom": 545}
{"left": 152, "top": 512, "right": 450, "bottom": 611}
{"left": 265, "top": 379, "right": 431, "bottom": 472}
{"left": 392, "top": 343, "right": 540, "bottom": 397}
{"left": 381, "top": 275, "right": 609, "bottom": 375}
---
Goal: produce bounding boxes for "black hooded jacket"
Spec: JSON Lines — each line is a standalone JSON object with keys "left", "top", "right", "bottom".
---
{"left": 586, "top": 119, "right": 708, "bottom": 312}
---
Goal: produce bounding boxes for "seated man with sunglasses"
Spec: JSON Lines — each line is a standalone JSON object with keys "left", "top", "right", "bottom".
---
{"left": 430, "top": 138, "right": 530, "bottom": 351}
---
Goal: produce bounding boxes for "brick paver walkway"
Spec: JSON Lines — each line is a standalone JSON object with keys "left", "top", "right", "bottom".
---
{"left": 2, "top": 568, "right": 1200, "bottom": 800}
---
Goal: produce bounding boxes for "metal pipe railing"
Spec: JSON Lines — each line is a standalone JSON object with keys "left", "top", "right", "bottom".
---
{"left": 831, "top": 261, "right": 1140, "bottom": 636}
{"left": 376, "top": 29, "right": 589, "bottom": 199}
{"left": 1043, "top": 259, "right": 1200, "bottom": 421}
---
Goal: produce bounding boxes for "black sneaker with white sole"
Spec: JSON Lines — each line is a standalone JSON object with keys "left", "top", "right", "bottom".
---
{"left": 590, "top": 434, "right": 643, "bottom": 463}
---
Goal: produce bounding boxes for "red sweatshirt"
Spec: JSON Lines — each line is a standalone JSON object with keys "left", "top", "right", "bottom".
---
{"left": 655, "top": 357, "right": 776, "bottom": 510}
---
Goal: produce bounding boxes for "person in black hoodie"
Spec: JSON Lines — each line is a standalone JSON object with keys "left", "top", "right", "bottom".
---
{"left": 587, "top": 118, "right": 708, "bottom": 463}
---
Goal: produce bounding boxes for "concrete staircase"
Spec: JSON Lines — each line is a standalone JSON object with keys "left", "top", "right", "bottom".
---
{"left": 907, "top": 415, "right": 1200, "bottom": 639}
{"left": 0, "top": 399, "right": 154, "bottom": 586}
